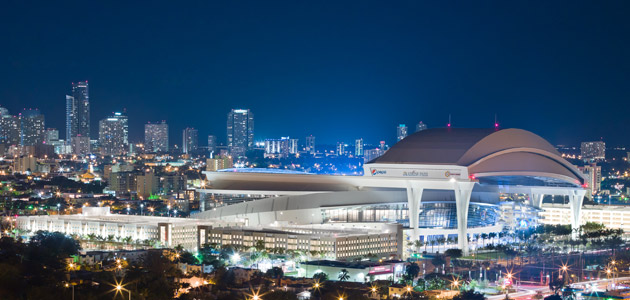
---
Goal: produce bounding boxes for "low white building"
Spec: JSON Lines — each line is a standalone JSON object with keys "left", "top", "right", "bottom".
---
{"left": 539, "top": 204, "right": 630, "bottom": 232}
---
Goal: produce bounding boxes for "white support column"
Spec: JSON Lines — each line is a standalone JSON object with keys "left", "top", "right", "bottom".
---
{"left": 406, "top": 182, "right": 424, "bottom": 245}
{"left": 529, "top": 193, "right": 544, "bottom": 209}
{"left": 569, "top": 189, "right": 586, "bottom": 239}
{"left": 454, "top": 181, "right": 475, "bottom": 256}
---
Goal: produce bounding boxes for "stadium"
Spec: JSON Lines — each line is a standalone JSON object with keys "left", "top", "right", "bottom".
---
{"left": 194, "top": 128, "right": 587, "bottom": 256}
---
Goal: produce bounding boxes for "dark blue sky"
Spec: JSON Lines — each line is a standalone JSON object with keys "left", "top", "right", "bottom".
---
{"left": 2, "top": 1, "right": 630, "bottom": 146}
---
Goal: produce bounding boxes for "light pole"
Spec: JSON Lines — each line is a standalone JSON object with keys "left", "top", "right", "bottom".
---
{"left": 65, "top": 283, "right": 74, "bottom": 300}
{"left": 167, "top": 205, "right": 171, "bottom": 217}
{"left": 57, "top": 203, "right": 61, "bottom": 215}
{"left": 140, "top": 204, "right": 144, "bottom": 216}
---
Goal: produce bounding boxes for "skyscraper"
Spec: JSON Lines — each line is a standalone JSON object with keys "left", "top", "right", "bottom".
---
{"left": 581, "top": 141, "right": 605, "bottom": 161}
{"left": 66, "top": 81, "right": 90, "bottom": 142}
{"left": 0, "top": 108, "right": 19, "bottom": 146}
{"left": 19, "top": 109, "right": 45, "bottom": 146}
{"left": 99, "top": 112, "right": 128, "bottom": 155}
{"left": 72, "top": 136, "right": 90, "bottom": 155}
{"left": 207, "top": 135, "right": 217, "bottom": 155}
{"left": 396, "top": 124, "right": 408, "bottom": 142}
{"left": 65, "top": 95, "right": 73, "bottom": 142}
{"left": 336, "top": 142, "right": 345, "bottom": 156}
{"left": 355, "top": 138, "right": 364, "bottom": 156}
{"left": 305, "top": 135, "right": 315, "bottom": 154}
{"left": 579, "top": 163, "right": 602, "bottom": 196}
{"left": 227, "top": 109, "right": 254, "bottom": 157}
{"left": 145, "top": 121, "right": 169, "bottom": 152}
{"left": 182, "top": 127, "right": 199, "bottom": 154}
{"left": 415, "top": 121, "right": 427, "bottom": 132}
{"left": 264, "top": 137, "right": 298, "bottom": 158}
{"left": 45, "top": 128, "right": 59, "bottom": 144}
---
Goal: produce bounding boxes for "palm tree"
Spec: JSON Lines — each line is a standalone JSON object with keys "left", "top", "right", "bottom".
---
{"left": 437, "top": 237, "right": 446, "bottom": 249}
{"left": 414, "top": 240, "right": 423, "bottom": 254}
{"left": 489, "top": 232, "right": 497, "bottom": 245}
{"left": 481, "top": 233, "right": 489, "bottom": 247}
{"left": 338, "top": 269, "right": 350, "bottom": 281}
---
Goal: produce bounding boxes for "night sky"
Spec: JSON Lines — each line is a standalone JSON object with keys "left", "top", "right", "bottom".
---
{"left": 2, "top": 1, "right": 630, "bottom": 146}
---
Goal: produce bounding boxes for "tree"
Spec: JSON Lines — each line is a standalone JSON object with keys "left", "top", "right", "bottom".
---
{"left": 254, "top": 240, "right": 266, "bottom": 252}
{"left": 544, "top": 295, "right": 562, "bottom": 300}
{"left": 404, "top": 263, "right": 420, "bottom": 282}
{"left": 431, "top": 255, "right": 446, "bottom": 268}
{"left": 445, "top": 249, "right": 463, "bottom": 259}
{"left": 452, "top": 289, "right": 486, "bottom": 300}
{"left": 338, "top": 269, "right": 350, "bottom": 281}
{"left": 179, "top": 251, "right": 199, "bottom": 264}
{"left": 549, "top": 277, "right": 564, "bottom": 295}
{"left": 480, "top": 233, "right": 488, "bottom": 247}
{"left": 266, "top": 266, "right": 284, "bottom": 286}
{"left": 26, "top": 231, "right": 81, "bottom": 269}
{"left": 313, "top": 272, "right": 329, "bottom": 282}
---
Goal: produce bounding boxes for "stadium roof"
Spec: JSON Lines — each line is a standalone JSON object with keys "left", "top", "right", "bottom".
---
{"left": 370, "top": 128, "right": 586, "bottom": 186}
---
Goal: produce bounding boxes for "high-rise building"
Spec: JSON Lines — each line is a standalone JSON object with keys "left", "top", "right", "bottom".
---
{"left": 182, "top": 127, "right": 198, "bottom": 154}
{"left": 305, "top": 135, "right": 315, "bottom": 154}
{"left": 264, "top": 137, "right": 298, "bottom": 158}
{"left": 98, "top": 112, "right": 128, "bottom": 155}
{"left": 364, "top": 148, "right": 385, "bottom": 163}
{"left": 396, "top": 124, "right": 408, "bottom": 142}
{"left": 45, "top": 128, "right": 59, "bottom": 144}
{"left": 206, "top": 156, "right": 233, "bottom": 171}
{"left": 145, "top": 121, "right": 169, "bottom": 152}
{"left": 415, "top": 121, "right": 427, "bottom": 132}
{"left": 0, "top": 111, "right": 19, "bottom": 146}
{"left": 207, "top": 135, "right": 217, "bottom": 155}
{"left": 579, "top": 163, "right": 602, "bottom": 196}
{"left": 336, "top": 142, "right": 345, "bottom": 156}
{"left": 66, "top": 81, "right": 90, "bottom": 143}
{"left": 109, "top": 171, "right": 137, "bottom": 196}
{"left": 72, "top": 135, "right": 90, "bottom": 155}
{"left": 19, "top": 109, "right": 45, "bottom": 146}
{"left": 65, "top": 95, "right": 73, "bottom": 142}
{"left": 581, "top": 141, "right": 605, "bottom": 161}
{"left": 227, "top": 109, "right": 254, "bottom": 157}
{"left": 136, "top": 170, "right": 159, "bottom": 199}
{"left": 355, "top": 138, "right": 364, "bottom": 156}
{"left": 0, "top": 107, "right": 8, "bottom": 118}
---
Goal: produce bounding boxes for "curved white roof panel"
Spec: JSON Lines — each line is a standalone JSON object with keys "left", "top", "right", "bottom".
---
{"left": 369, "top": 128, "right": 585, "bottom": 186}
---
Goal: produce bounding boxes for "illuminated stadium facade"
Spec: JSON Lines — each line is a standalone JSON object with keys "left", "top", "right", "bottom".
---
{"left": 195, "top": 128, "right": 587, "bottom": 255}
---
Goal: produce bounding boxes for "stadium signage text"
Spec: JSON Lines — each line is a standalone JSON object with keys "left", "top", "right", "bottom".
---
{"left": 369, "top": 167, "right": 465, "bottom": 179}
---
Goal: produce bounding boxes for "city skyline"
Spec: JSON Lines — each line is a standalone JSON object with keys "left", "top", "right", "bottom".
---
{"left": 2, "top": 2, "right": 630, "bottom": 146}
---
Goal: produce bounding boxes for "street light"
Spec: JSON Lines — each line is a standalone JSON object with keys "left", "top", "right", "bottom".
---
{"left": 116, "top": 285, "right": 131, "bottom": 300}
{"left": 140, "top": 204, "right": 144, "bottom": 215}
{"left": 65, "top": 282, "right": 74, "bottom": 300}
{"left": 57, "top": 203, "right": 60, "bottom": 215}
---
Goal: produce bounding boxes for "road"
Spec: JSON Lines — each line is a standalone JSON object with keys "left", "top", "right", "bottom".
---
{"left": 486, "top": 276, "right": 630, "bottom": 300}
